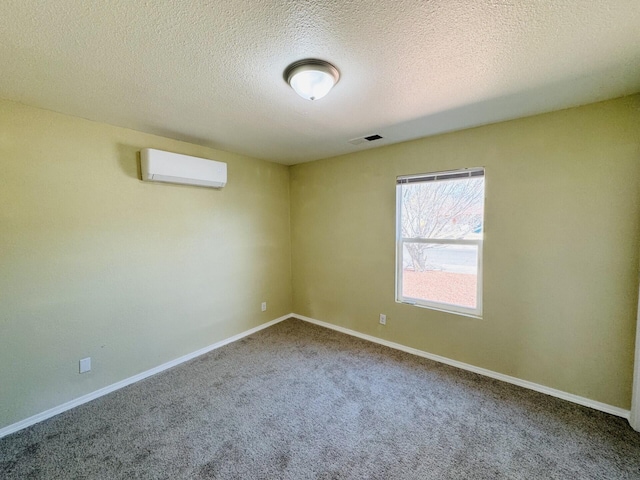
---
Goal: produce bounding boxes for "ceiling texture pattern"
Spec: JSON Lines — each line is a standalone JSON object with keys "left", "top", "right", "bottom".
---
{"left": 1, "top": 1, "right": 639, "bottom": 164}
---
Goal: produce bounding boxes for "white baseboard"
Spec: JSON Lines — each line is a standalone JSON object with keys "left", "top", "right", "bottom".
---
{"left": 2, "top": 312, "right": 630, "bottom": 439}
{"left": 0, "top": 314, "right": 291, "bottom": 439}
{"left": 292, "top": 313, "right": 631, "bottom": 420}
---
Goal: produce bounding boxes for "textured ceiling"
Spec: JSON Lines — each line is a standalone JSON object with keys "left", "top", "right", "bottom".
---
{"left": 1, "top": 1, "right": 639, "bottom": 165}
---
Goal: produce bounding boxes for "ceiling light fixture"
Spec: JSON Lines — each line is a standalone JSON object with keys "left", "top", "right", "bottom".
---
{"left": 284, "top": 59, "right": 340, "bottom": 101}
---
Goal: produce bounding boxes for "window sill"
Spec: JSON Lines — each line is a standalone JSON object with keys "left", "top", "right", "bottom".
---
{"left": 396, "top": 299, "right": 483, "bottom": 320}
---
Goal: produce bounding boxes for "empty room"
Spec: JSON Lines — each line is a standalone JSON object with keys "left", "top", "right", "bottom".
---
{"left": 2, "top": 1, "right": 640, "bottom": 478}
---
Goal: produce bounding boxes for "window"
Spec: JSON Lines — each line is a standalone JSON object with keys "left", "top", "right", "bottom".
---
{"left": 396, "top": 168, "right": 485, "bottom": 317}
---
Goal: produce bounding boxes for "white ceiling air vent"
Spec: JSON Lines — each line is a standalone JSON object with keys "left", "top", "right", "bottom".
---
{"left": 348, "top": 134, "right": 384, "bottom": 146}
{"left": 140, "top": 148, "right": 227, "bottom": 188}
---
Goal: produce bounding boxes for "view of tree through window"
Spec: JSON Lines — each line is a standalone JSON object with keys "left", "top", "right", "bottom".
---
{"left": 396, "top": 169, "right": 485, "bottom": 316}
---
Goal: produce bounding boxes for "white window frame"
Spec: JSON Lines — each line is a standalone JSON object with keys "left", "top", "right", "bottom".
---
{"left": 395, "top": 168, "right": 485, "bottom": 318}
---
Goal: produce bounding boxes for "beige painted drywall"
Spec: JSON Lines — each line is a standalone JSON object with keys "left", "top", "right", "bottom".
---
{"left": 0, "top": 100, "right": 292, "bottom": 429}
{"left": 2, "top": 94, "right": 639, "bottom": 431}
{"left": 290, "top": 95, "right": 640, "bottom": 409}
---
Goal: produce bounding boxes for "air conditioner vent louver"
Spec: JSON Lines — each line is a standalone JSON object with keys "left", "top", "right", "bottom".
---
{"left": 348, "top": 134, "right": 384, "bottom": 145}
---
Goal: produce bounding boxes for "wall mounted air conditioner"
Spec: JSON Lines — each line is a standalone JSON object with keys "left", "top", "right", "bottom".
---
{"left": 140, "top": 148, "right": 227, "bottom": 188}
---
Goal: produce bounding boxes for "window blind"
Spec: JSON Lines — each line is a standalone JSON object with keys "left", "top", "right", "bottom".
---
{"left": 397, "top": 167, "right": 484, "bottom": 184}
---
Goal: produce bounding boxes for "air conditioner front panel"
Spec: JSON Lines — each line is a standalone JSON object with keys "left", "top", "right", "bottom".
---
{"left": 140, "top": 148, "right": 227, "bottom": 188}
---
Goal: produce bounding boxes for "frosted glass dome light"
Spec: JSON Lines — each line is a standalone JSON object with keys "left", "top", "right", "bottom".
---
{"left": 285, "top": 59, "right": 340, "bottom": 101}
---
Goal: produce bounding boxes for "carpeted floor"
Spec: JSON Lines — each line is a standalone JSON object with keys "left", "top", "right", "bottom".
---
{"left": 2, "top": 318, "right": 640, "bottom": 479}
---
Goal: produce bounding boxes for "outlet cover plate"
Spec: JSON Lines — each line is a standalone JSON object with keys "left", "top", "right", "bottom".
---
{"left": 79, "top": 357, "right": 91, "bottom": 374}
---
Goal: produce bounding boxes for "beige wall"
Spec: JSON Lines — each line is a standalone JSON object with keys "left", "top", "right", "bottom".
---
{"left": 290, "top": 95, "right": 640, "bottom": 409}
{"left": 2, "top": 95, "right": 639, "bottom": 430}
{"left": 0, "top": 100, "right": 292, "bottom": 428}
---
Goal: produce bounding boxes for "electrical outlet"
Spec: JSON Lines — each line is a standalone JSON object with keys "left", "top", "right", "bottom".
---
{"left": 261, "top": 302, "right": 267, "bottom": 312}
{"left": 379, "top": 314, "right": 386, "bottom": 325}
{"left": 79, "top": 357, "right": 91, "bottom": 374}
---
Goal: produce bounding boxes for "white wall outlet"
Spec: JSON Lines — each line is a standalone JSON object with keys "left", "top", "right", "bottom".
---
{"left": 79, "top": 357, "right": 91, "bottom": 374}
{"left": 379, "top": 314, "right": 387, "bottom": 325}
{"left": 261, "top": 302, "right": 267, "bottom": 312}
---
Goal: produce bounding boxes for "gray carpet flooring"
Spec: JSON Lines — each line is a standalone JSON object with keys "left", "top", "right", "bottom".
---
{"left": 2, "top": 318, "right": 640, "bottom": 479}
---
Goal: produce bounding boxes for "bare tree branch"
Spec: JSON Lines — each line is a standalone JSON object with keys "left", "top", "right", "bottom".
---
{"left": 401, "top": 177, "right": 484, "bottom": 271}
